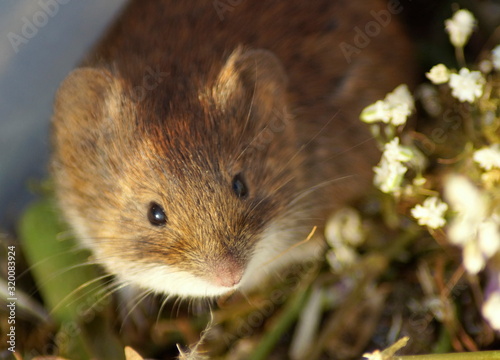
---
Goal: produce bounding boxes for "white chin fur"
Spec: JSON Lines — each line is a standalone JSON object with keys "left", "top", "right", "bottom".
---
{"left": 115, "top": 263, "right": 237, "bottom": 298}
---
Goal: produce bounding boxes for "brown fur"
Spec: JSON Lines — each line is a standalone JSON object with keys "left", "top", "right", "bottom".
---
{"left": 51, "top": 0, "right": 413, "bottom": 295}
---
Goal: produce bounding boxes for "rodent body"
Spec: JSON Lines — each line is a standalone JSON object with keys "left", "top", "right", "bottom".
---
{"left": 51, "top": 0, "right": 413, "bottom": 297}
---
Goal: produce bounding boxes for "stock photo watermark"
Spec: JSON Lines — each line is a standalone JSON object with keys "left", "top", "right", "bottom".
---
{"left": 339, "top": 0, "right": 406, "bottom": 64}
{"left": 7, "top": 0, "right": 72, "bottom": 53}
{"left": 5, "top": 245, "right": 17, "bottom": 353}
{"left": 130, "top": 66, "right": 169, "bottom": 103}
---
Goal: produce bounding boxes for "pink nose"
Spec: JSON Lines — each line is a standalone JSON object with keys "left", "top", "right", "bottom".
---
{"left": 211, "top": 262, "right": 244, "bottom": 288}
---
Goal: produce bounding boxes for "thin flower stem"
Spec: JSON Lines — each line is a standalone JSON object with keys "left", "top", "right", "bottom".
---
{"left": 396, "top": 350, "right": 500, "bottom": 360}
{"left": 455, "top": 45, "right": 466, "bottom": 68}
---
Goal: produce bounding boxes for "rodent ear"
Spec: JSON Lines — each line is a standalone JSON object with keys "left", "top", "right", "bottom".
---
{"left": 52, "top": 67, "right": 117, "bottom": 132}
{"left": 214, "top": 48, "right": 288, "bottom": 115}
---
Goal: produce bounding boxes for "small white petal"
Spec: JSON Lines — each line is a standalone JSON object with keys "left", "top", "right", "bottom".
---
{"left": 444, "top": 175, "right": 488, "bottom": 217}
{"left": 473, "top": 145, "right": 500, "bottom": 170}
{"left": 463, "top": 241, "right": 485, "bottom": 274}
{"left": 478, "top": 217, "right": 500, "bottom": 258}
{"left": 360, "top": 100, "right": 391, "bottom": 124}
{"left": 482, "top": 292, "right": 500, "bottom": 330}
{"left": 383, "top": 138, "right": 414, "bottom": 163}
{"left": 426, "top": 64, "right": 450, "bottom": 84}
{"left": 448, "top": 214, "right": 479, "bottom": 246}
{"left": 389, "top": 103, "right": 412, "bottom": 126}
{"left": 362, "top": 350, "right": 383, "bottom": 360}
{"left": 492, "top": 44, "right": 500, "bottom": 71}
{"left": 386, "top": 84, "right": 415, "bottom": 110}
{"left": 373, "top": 157, "right": 407, "bottom": 194}
{"left": 445, "top": 9, "right": 476, "bottom": 47}
{"left": 449, "top": 68, "right": 485, "bottom": 103}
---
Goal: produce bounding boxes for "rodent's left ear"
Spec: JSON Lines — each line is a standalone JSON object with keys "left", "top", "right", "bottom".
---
{"left": 52, "top": 67, "right": 119, "bottom": 134}
{"left": 213, "top": 47, "right": 288, "bottom": 115}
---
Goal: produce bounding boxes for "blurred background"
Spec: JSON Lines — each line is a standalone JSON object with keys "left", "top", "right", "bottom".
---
{"left": 0, "top": 0, "right": 499, "bottom": 233}
{"left": 0, "top": 0, "right": 128, "bottom": 232}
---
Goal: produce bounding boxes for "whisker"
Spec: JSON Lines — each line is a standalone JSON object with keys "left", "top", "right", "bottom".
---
{"left": 271, "top": 109, "right": 341, "bottom": 182}
{"left": 287, "top": 175, "right": 354, "bottom": 208}
{"left": 119, "top": 288, "right": 154, "bottom": 332}
{"left": 261, "top": 226, "right": 317, "bottom": 267}
{"left": 156, "top": 294, "right": 174, "bottom": 324}
{"left": 18, "top": 243, "right": 85, "bottom": 280}
{"left": 50, "top": 273, "right": 114, "bottom": 316}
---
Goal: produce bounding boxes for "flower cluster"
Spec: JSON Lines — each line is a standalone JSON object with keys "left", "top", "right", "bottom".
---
{"left": 360, "top": 84, "right": 414, "bottom": 126}
{"left": 473, "top": 145, "right": 500, "bottom": 171}
{"left": 444, "top": 175, "right": 500, "bottom": 274}
{"left": 427, "top": 64, "right": 485, "bottom": 103}
{"left": 325, "top": 208, "right": 365, "bottom": 272}
{"left": 356, "top": 7, "right": 500, "bottom": 332}
{"left": 373, "top": 138, "right": 414, "bottom": 194}
{"left": 411, "top": 197, "right": 448, "bottom": 229}
{"left": 360, "top": 85, "right": 418, "bottom": 194}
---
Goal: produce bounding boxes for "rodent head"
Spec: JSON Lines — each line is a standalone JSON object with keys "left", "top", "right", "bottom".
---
{"left": 51, "top": 48, "right": 310, "bottom": 298}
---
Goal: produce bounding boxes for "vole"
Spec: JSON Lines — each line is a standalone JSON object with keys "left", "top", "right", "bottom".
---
{"left": 51, "top": 0, "right": 413, "bottom": 298}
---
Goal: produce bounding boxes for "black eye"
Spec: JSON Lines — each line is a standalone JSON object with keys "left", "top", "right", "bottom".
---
{"left": 147, "top": 202, "right": 167, "bottom": 226}
{"left": 232, "top": 173, "right": 248, "bottom": 198}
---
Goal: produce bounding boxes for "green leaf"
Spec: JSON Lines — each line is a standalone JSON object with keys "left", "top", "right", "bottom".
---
{"left": 19, "top": 197, "right": 104, "bottom": 324}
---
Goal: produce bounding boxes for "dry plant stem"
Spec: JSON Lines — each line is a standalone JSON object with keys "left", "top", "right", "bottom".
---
{"left": 396, "top": 351, "right": 500, "bottom": 360}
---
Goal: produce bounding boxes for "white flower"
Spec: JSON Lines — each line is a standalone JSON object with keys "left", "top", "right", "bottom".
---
{"left": 478, "top": 216, "right": 500, "bottom": 257}
{"left": 483, "top": 291, "right": 500, "bottom": 330}
{"left": 411, "top": 197, "right": 448, "bottom": 229}
{"left": 445, "top": 175, "right": 488, "bottom": 217}
{"left": 360, "top": 100, "right": 391, "bottom": 124}
{"left": 386, "top": 84, "right": 415, "bottom": 111}
{"left": 360, "top": 84, "right": 414, "bottom": 126}
{"left": 426, "top": 64, "right": 450, "bottom": 84}
{"left": 385, "top": 84, "right": 414, "bottom": 126}
{"left": 463, "top": 240, "right": 485, "bottom": 274}
{"left": 444, "top": 175, "right": 500, "bottom": 274}
{"left": 372, "top": 137, "right": 415, "bottom": 194}
{"left": 325, "top": 208, "right": 364, "bottom": 248}
{"left": 445, "top": 9, "right": 476, "bottom": 48}
{"left": 326, "top": 245, "right": 358, "bottom": 272}
{"left": 445, "top": 175, "right": 488, "bottom": 247}
{"left": 389, "top": 103, "right": 412, "bottom": 126}
{"left": 383, "top": 138, "right": 414, "bottom": 163}
{"left": 373, "top": 157, "right": 408, "bottom": 194}
{"left": 473, "top": 145, "right": 500, "bottom": 170}
{"left": 449, "top": 68, "right": 485, "bottom": 103}
{"left": 362, "top": 350, "right": 383, "bottom": 360}
{"left": 492, "top": 44, "right": 500, "bottom": 71}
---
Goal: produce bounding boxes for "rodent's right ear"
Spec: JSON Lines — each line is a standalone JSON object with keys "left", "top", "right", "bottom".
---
{"left": 52, "top": 67, "right": 117, "bottom": 131}
{"left": 212, "top": 48, "right": 288, "bottom": 119}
